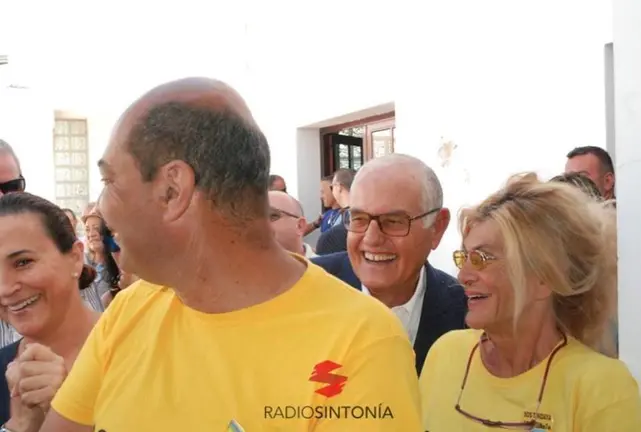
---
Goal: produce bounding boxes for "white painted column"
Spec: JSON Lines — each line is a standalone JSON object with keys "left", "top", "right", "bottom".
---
{"left": 613, "top": 0, "right": 641, "bottom": 380}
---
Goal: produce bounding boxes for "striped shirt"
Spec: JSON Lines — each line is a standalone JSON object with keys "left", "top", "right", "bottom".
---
{"left": 0, "top": 321, "right": 20, "bottom": 349}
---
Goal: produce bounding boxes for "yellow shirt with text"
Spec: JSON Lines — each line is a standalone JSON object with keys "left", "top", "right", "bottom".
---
{"left": 419, "top": 329, "right": 641, "bottom": 432}
{"left": 52, "top": 260, "right": 422, "bottom": 431}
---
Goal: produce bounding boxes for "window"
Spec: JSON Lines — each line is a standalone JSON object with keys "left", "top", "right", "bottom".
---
{"left": 53, "top": 119, "right": 89, "bottom": 215}
{"left": 320, "top": 113, "right": 395, "bottom": 176}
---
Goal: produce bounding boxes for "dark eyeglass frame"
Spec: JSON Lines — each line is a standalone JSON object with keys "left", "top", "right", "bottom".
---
{"left": 0, "top": 175, "right": 25, "bottom": 195}
{"left": 269, "top": 207, "right": 301, "bottom": 221}
{"left": 453, "top": 249, "right": 497, "bottom": 270}
{"left": 344, "top": 207, "right": 441, "bottom": 237}
{"left": 455, "top": 332, "right": 567, "bottom": 429}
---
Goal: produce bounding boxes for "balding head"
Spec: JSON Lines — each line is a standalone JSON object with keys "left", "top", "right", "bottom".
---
{"left": 115, "top": 77, "right": 270, "bottom": 219}
{"left": 122, "top": 78, "right": 258, "bottom": 127}
{"left": 268, "top": 191, "right": 306, "bottom": 254}
{"left": 353, "top": 154, "right": 443, "bottom": 214}
{"left": 97, "top": 77, "right": 271, "bottom": 280}
{"left": 268, "top": 191, "right": 303, "bottom": 217}
{"left": 0, "top": 139, "right": 22, "bottom": 186}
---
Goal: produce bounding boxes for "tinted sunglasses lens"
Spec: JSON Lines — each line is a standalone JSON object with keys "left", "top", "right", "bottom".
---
{"left": 453, "top": 251, "right": 466, "bottom": 269}
{"left": 0, "top": 178, "right": 25, "bottom": 194}
{"left": 469, "top": 251, "right": 485, "bottom": 269}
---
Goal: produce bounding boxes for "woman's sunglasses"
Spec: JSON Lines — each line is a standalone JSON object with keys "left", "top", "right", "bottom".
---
{"left": 453, "top": 249, "right": 497, "bottom": 270}
{"left": 0, "top": 176, "right": 25, "bottom": 195}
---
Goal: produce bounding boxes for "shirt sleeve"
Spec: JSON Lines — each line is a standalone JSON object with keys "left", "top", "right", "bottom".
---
{"left": 580, "top": 369, "right": 641, "bottom": 432}
{"left": 50, "top": 299, "right": 119, "bottom": 425}
{"left": 314, "top": 334, "right": 422, "bottom": 431}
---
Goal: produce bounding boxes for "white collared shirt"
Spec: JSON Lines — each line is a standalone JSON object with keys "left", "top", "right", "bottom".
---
{"left": 362, "top": 266, "right": 426, "bottom": 345}
{"left": 303, "top": 243, "right": 317, "bottom": 258}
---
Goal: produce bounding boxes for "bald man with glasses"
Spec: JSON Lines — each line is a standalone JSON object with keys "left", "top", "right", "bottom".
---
{"left": 313, "top": 154, "right": 467, "bottom": 375}
{"left": 268, "top": 191, "right": 316, "bottom": 258}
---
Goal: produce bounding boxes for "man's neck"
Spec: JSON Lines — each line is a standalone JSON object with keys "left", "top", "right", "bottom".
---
{"left": 167, "top": 223, "right": 306, "bottom": 314}
{"left": 338, "top": 193, "right": 350, "bottom": 209}
{"left": 368, "top": 271, "right": 421, "bottom": 308}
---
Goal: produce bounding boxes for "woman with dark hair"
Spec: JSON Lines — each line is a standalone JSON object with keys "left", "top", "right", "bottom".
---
{"left": 0, "top": 193, "right": 100, "bottom": 430}
{"left": 97, "top": 223, "right": 123, "bottom": 308}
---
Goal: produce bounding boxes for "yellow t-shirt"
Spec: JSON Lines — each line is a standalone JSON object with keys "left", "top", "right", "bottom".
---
{"left": 420, "top": 329, "right": 641, "bottom": 432}
{"left": 52, "top": 261, "right": 422, "bottom": 431}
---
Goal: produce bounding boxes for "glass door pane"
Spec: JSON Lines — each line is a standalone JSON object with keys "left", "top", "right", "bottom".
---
{"left": 372, "top": 128, "right": 393, "bottom": 158}
{"left": 338, "top": 144, "right": 350, "bottom": 169}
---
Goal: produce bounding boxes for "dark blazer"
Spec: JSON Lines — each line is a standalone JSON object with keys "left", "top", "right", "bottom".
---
{"left": 312, "top": 251, "right": 467, "bottom": 375}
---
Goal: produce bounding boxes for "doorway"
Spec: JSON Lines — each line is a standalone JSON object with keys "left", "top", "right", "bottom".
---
{"left": 320, "top": 112, "right": 395, "bottom": 177}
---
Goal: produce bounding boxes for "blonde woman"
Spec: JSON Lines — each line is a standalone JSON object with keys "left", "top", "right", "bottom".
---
{"left": 419, "top": 174, "right": 641, "bottom": 431}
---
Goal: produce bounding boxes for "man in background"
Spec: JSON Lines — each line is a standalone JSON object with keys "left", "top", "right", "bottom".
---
{"left": 0, "top": 139, "right": 24, "bottom": 348}
{"left": 305, "top": 175, "right": 341, "bottom": 236}
{"left": 314, "top": 169, "right": 356, "bottom": 255}
{"left": 565, "top": 146, "right": 615, "bottom": 200}
{"left": 269, "top": 191, "right": 316, "bottom": 258}
{"left": 0, "top": 139, "right": 25, "bottom": 197}
{"left": 268, "top": 174, "right": 287, "bottom": 192}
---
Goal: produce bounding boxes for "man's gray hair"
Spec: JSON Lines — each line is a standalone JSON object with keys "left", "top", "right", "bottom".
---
{"left": 355, "top": 153, "right": 444, "bottom": 226}
{"left": 0, "top": 139, "right": 22, "bottom": 175}
{"left": 126, "top": 102, "right": 270, "bottom": 222}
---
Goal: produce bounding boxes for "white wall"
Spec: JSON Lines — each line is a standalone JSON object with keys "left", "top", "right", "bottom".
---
{"left": 0, "top": 87, "right": 55, "bottom": 201}
{"left": 242, "top": 1, "right": 397, "bottom": 200}
{"left": 2, "top": 0, "right": 252, "bottom": 204}
{"left": 244, "top": 0, "right": 612, "bottom": 271}
{"left": 1, "top": 1, "right": 615, "bottom": 270}
{"left": 613, "top": 0, "right": 641, "bottom": 381}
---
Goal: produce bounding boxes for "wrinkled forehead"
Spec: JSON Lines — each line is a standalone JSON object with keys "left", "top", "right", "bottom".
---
{"left": 269, "top": 192, "right": 297, "bottom": 214}
{"left": 350, "top": 167, "right": 424, "bottom": 213}
{"left": 566, "top": 154, "right": 602, "bottom": 174}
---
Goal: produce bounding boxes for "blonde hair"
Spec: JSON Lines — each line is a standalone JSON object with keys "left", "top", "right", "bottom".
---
{"left": 460, "top": 173, "right": 617, "bottom": 355}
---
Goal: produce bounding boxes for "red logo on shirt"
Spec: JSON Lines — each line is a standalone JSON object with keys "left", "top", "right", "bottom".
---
{"left": 309, "top": 360, "right": 347, "bottom": 398}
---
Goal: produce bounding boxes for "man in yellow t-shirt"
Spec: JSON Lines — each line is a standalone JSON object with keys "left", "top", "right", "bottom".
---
{"left": 37, "top": 77, "right": 422, "bottom": 432}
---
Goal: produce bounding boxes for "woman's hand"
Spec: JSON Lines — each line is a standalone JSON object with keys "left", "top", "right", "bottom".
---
{"left": 9, "top": 343, "right": 67, "bottom": 411}
{"left": 3, "top": 343, "right": 67, "bottom": 432}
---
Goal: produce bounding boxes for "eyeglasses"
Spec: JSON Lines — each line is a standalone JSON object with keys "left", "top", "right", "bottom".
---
{"left": 453, "top": 249, "right": 497, "bottom": 270}
{"left": 344, "top": 207, "right": 441, "bottom": 237}
{"left": 0, "top": 176, "right": 25, "bottom": 195}
{"left": 269, "top": 207, "right": 301, "bottom": 222}
{"left": 455, "top": 332, "right": 567, "bottom": 429}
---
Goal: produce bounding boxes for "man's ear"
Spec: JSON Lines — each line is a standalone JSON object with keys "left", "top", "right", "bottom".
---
{"left": 604, "top": 172, "right": 615, "bottom": 197}
{"left": 296, "top": 217, "right": 307, "bottom": 236}
{"left": 430, "top": 208, "right": 451, "bottom": 250}
{"left": 155, "top": 160, "right": 196, "bottom": 223}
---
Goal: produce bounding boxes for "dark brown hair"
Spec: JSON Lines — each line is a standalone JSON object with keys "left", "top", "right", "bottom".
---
{"left": 0, "top": 193, "right": 95, "bottom": 290}
{"left": 566, "top": 146, "right": 614, "bottom": 174}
